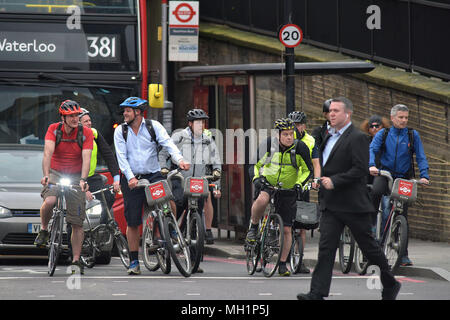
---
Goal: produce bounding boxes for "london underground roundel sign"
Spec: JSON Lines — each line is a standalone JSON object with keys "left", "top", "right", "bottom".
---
{"left": 279, "top": 24, "right": 303, "bottom": 48}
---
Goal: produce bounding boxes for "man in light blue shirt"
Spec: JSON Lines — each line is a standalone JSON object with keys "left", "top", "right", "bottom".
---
{"left": 114, "top": 97, "right": 189, "bottom": 275}
{"left": 322, "top": 120, "right": 352, "bottom": 167}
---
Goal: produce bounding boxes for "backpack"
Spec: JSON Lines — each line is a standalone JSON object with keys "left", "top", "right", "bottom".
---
{"left": 263, "top": 137, "right": 299, "bottom": 170}
{"left": 55, "top": 122, "right": 84, "bottom": 149}
{"left": 122, "top": 119, "right": 160, "bottom": 150}
{"left": 379, "top": 127, "right": 416, "bottom": 178}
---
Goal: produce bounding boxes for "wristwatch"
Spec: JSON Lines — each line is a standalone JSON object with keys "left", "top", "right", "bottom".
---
{"left": 80, "top": 177, "right": 87, "bottom": 182}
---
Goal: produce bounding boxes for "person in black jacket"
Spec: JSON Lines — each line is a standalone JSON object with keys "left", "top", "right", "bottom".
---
{"left": 79, "top": 108, "right": 120, "bottom": 223}
{"left": 311, "top": 99, "right": 332, "bottom": 149}
{"left": 297, "top": 97, "right": 401, "bottom": 300}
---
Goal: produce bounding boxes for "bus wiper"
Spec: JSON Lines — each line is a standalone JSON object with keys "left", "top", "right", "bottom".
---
{"left": 0, "top": 78, "right": 57, "bottom": 87}
{"left": 38, "top": 72, "right": 82, "bottom": 84}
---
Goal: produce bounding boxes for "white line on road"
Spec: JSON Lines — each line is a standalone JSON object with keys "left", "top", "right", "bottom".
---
{"left": 112, "top": 293, "right": 127, "bottom": 296}
{"left": 258, "top": 293, "right": 272, "bottom": 296}
{"left": 186, "top": 293, "right": 201, "bottom": 296}
{"left": 38, "top": 295, "right": 55, "bottom": 298}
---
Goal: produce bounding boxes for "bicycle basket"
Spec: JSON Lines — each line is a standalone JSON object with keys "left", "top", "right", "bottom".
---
{"left": 184, "top": 177, "right": 209, "bottom": 198}
{"left": 144, "top": 180, "right": 173, "bottom": 206}
{"left": 294, "top": 201, "right": 320, "bottom": 230}
{"left": 390, "top": 178, "right": 417, "bottom": 204}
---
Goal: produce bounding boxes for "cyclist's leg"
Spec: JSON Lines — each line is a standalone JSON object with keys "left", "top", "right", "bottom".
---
{"left": 275, "top": 191, "right": 296, "bottom": 264}
{"left": 39, "top": 196, "right": 56, "bottom": 230}
{"left": 250, "top": 190, "right": 270, "bottom": 224}
{"left": 371, "top": 176, "right": 389, "bottom": 217}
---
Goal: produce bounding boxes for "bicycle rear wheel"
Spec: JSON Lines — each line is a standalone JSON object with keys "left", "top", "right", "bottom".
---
{"left": 48, "top": 209, "right": 64, "bottom": 276}
{"left": 261, "top": 214, "right": 284, "bottom": 278}
{"left": 290, "top": 230, "right": 304, "bottom": 274}
{"left": 114, "top": 233, "right": 130, "bottom": 269}
{"left": 338, "top": 226, "right": 355, "bottom": 274}
{"left": 384, "top": 214, "right": 407, "bottom": 273}
{"left": 187, "top": 210, "right": 204, "bottom": 274}
{"left": 163, "top": 216, "right": 191, "bottom": 277}
{"left": 80, "top": 229, "right": 96, "bottom": 268}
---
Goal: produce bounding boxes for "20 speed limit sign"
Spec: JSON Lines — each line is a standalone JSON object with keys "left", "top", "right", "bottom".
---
{"left": 279, "top": 24, "right": 303, "bottom": 48}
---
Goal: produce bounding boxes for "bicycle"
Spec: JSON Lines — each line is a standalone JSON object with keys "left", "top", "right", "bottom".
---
{"left": 47, "top": 178, "right": 78, "bottom": 276}
{"left": 245, "top": 180, "right": 286, "bottom": 277}
{"left": 139, "top": 169, "right": 192, "bottom": 277}
{"left": 338, "top": 225, "right": 355, "bottom": 274}
{"left": 354, "top": 170, "right": 428, "bottom": 274}
{"left": 182, "top": 175, "right": 218, "bottom": 273}
{"left": 80, "top": 176, "right": 130, "bottom": 269}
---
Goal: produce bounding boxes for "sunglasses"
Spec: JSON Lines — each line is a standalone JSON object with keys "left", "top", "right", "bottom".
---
{"left": 369, "top": 124, "right": 381, "bottom": 129}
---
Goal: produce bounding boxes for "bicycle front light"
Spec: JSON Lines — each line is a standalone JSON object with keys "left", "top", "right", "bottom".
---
{"left": 0, "top": 206, "right": 12, "bottom": 219}
{"left": 60, "top": 178, "right": 71, "bottom": 186}
{"left": 86, "top": 203, "right": 102, "bottom": 219}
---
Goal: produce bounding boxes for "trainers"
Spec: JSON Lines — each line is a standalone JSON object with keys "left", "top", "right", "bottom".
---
{"left": 71, "top": 260, "right": 85, "bottom": 275}
{"left": 246, "top": 228, "right": 257, "bottom": 243}
{"left": 34, "top": 229, "right": 49, "bottom": 248}
{"left": 278, "top": 263, "right": 291, "bottom": 277}
{"left": 193, "top": 267, "right": 204, "bottom": 273}
{"left": 205, "top": 229, "right": 214, "bottom": 245}
{"left": 298, "top": 262, "right": 310, "bottom": 274}
{"left": 400, "top": 256, "right": 413, "bottom": 266}
{"left": 382, "top": 281, "right": 401, "bottom": 300}
{"left": 127, "top": 260, "right": 141, "bottom": 275}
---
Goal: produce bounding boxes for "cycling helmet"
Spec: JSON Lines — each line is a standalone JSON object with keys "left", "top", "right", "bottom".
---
{"left": 119, "top": 97, "right": 148, "bottom": 111}
{"left": 323, "top": 99, "right": 332, "bottom": 113}
{"left": 274, "top": 118, "right": 294, "bottom": 131}
{"left": 79, "top": 108, "right": 90, "bottom": 118}
{"left": 59, "top": 100, "right": 82, "bottom": 116}
{"left": 288, "top": 111, "right": 307, "bottom": 124}
{"left": 187, "top": 108, "right": 209, "bottom": 121}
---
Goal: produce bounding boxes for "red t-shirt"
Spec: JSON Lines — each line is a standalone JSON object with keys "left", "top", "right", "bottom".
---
{"left": 45, "top": 122, "right": 94, "bottom": 174}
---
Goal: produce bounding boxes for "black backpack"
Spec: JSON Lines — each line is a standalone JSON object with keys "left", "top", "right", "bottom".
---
{"left": 379, "top": 127, "right": 416, "bottom": 177}
{"left": 55, "top": 122, "right": 84, "bottom": 149}
{"left": 121, "top": 119, "right": 160, "bottom": 150}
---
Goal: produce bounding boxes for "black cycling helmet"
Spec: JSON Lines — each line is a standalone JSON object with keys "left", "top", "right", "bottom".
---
{"left": 274, "top": 118, "right": 294, "bottom": 131}
{"left": 288, "top": 111, "right": 307, "bottom": 124}
{"left": 323, "top": 99, "right": 332, "bottom": 113}
{"left": 187, "top": 108, "right": 209, "bottom": 121}
{"left": 119, "top": 97, "right": 148, "bottom": 111}
{"left": 59, "top": 100, "right": 82, "bottom": 116}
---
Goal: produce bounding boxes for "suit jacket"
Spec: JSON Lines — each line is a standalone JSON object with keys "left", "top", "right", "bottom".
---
{"left": 319, "top": 124, "right": 374, "bottom": 214}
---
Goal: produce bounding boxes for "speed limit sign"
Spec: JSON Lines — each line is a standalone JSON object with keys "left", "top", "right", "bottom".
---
{"left": 279, "top": 24, "right": 303, "bottom": 48}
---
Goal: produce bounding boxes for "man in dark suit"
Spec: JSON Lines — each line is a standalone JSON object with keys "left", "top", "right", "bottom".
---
{"left": 297, "top": 97, "right": 401, "bottom": 300}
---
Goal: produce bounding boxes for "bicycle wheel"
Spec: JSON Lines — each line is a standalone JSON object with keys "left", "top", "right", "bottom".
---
{"left": 245, "top": 240, "right": 260, "bottom": 275}
{"left": 338, "top": 226, "right": 355, "bottom": 274}
{"left": 48, "top": 209, "right": 63, "bottom": 276}
{"left": 114, "top": 233, "right": 130, "bottom": 269}
{"left": 163, "top": 216, "right": 191, "bottom": 277}
{"left": 80, "top": 229, "right": 96, "bottom": 268}
{"left": 290, "top": 230, "right": 304, "bottom": 274}
{"left": 93, "top": 225, "right": 113, "bottom": 265}
{"left": 354, "top": 244, "right": 369, "bottom": 275}
{"left": 384, "top": 214, "right": 408, "bottom": 273}
{"left": 187, "top": 210, "right": 205, "bottom": 274}
{"left": 142, "top": 216, "right": 171, "bottom": 274}
{"left": 261, "top": 214, "right": 284, "bottom": 278}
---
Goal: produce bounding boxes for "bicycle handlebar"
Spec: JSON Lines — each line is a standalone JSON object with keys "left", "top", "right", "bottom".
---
{"left": 90, "top": 185, "right": 114, "bottom": 196}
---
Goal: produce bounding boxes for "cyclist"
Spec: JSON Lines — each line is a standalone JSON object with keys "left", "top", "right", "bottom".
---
{"left": 114, "top": 97, "right": 189, "bottom": 275}
{"left": 288, "top": 111, "right": 321, "bottom": 274}
{"left": 369, "top": 104, "right": 430, "bottom": 266}
{"left": 35, "top": 100, "right": 93, "bottom": 274}
{"left": 311, "top": 99, "right": 332, "bottom": 149}
{"left": 247, "top": 118, "right": 313, "bottom": 276}
{"left": 159, "top": 108, "right": 221, "bottom": 271}
{"left": 79, "top": 108, "right": 120, "bottom": 222}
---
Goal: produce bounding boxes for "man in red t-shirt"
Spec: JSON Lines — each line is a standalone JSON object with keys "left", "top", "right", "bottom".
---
{"left": 34, "top": 100, "right": 93, "bottom": 274}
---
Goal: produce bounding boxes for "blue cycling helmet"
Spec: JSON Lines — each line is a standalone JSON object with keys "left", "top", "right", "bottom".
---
{"left": 120, "top": 97, "right": 148, "bottom": 111}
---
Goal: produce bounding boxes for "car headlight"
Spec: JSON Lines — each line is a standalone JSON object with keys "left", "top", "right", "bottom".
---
{"left": 86, "top": 203, "right": 102, "bottom": 219}
{"left": 0, "top": 206, "right": 12, "bottom": 219}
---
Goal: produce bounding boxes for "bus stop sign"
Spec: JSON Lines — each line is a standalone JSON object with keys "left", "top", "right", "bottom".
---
{"left": 279, "top": 24, "right": 303, "bottom": 48}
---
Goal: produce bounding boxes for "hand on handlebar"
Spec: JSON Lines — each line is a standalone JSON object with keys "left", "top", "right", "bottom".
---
{"left": 79, "top": 180, "right": 89, "bottom": 192}
{"left": 86, "top": 190, "right": 94, "bottom": 201}
{"left": 113, "top": 180, "right": 121, "bottom": 193}
{"left": 419, "top": 177, "right": 430, "bottom": 185}
{"left": 369, "top": 166, "right": 379, "bottom": 176}
{"left": 41, "top": 176, "right": 49, "bottom": 187}
{"left": 178, "top": 159, "right": 190, "bottom": 171}
{"left": 128, "top": 177, "right": 139, "bottom": 189}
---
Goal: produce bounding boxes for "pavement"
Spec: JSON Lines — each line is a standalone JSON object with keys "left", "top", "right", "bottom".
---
{"left": 203, "top": 228, "right": 450, "bottom": 282}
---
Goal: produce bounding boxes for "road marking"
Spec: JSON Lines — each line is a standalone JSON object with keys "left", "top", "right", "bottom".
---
{"left": 186, "top": 293, "right": 200, "bottom": 296}
{"left": 400, "top": 292, "right": 415, "bottom": 295}
{"left": 112, "top": 293, "right": 127, "bottom": 296}
{"left": 38, "top": 295, "right": 55, "bottom": 298}
{"left": 329, "top": 293, "right": 342, "bottom": 296}
{"left": 258, "top": 293, "right": 272, "bottom": 296}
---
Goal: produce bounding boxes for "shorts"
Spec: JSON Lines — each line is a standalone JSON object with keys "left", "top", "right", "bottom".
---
{"left": 254, "top": 184, "right": 297, "bottom": 227}
{"left": 120, "top": 172, "right": 164, "bottom": 227}
{"left": 41, "top": 169, "right": 86, "bottom": 227}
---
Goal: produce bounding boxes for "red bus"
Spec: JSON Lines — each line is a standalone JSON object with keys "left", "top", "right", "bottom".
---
{"left": 0, "top": 0, "right": 150, "bottom": 234}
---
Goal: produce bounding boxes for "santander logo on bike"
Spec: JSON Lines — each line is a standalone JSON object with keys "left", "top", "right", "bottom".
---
{"left": 398, "top": 180, "right": 413, "bottom": 197}
{"left": 150, "top": 183, "right": 166, "bottom": 200}
{"left": 190, "top": 179, "right": 204, "bottom": 193}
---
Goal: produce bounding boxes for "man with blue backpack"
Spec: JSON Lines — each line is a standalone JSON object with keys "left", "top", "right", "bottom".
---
{"left": 369, "top": 104, "right": 430, "bottom": 266}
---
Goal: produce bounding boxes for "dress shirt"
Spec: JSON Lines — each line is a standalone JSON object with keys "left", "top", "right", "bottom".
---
{"left": 322, "top": 121, "right": 352, "bottom": 166}
{"left": 114, "top": 118, "right": 183, "bottom": 181}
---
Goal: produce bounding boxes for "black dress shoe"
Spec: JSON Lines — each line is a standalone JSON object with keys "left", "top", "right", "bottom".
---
{"left": 297, "top": 292, "right": 324, "bottom": 300}
{"left": 382, "top": 281, "right": 401, "bottom": 300}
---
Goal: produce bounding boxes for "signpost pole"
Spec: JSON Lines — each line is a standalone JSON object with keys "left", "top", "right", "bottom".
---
{"left": 284, "top": 0, "right": 295, "bottom": 116}
{"left": 161, "top": 0, "right": 168, "bottom": 96}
